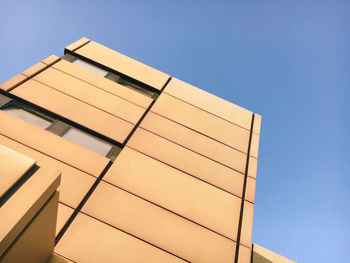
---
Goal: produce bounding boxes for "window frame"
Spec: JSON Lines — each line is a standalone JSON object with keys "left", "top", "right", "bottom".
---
{"left": 62, "top": 53, "right": 159, "bottom": 99}
{"left": 0, "top": 94, "right": 121, "bottom": 160}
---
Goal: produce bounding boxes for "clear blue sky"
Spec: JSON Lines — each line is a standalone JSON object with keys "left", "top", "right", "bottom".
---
{"left": 1, "top": 1, "right": 349, "bottom": 262}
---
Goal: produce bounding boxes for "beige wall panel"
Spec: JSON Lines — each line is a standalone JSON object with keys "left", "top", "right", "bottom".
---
{"left": 22, "top": 62, "right": 47, "bottom": 78}
{"left": 128, "top": 128, "right": 244, "bottom": 197}
{"left": 0, "top": 144, "right": 36, "bottom": 199}
{"left": 0, "top": 167, "right": 60, "bottom": 256}
{"left": 140, "top": 112, "right": 247, "bottom": 172}
{"left": 82, "top": 182, "right": 236, "bottom": 263}
{"left": 0, "top": 111, "right": 109, "bottom": 177}
{"left": 47, "top": 253, "right": 75, "bottom": 263}
{"left": 245, "top": 177, "right": 256, "bottom": 204}
{"left": 104, "top": 147, "right": 241, "bottom": 240}
{"left": 252, "top": 244, "right": 296, "bottom": 263}
{"left": 33, "top": 68, "right": 145, "bottom": 124}
{"left": 74, "top": 41, "right": 170, "bottom": 90}
{"left": 56, "top": 203, "right": 74, "bottom": 237}
{"left": 52, "top": 59, "right": 152, "bottom": 108}
{"left": 238, "top": 245, "right": 251, "bottom": 263}
{"left": 240, "top": 201, "right": 254, "bottom": 248}
{"left": 10, "top": 79, "right": 133, "bottom": 144}
{"left": 65, "top": 37, "right": 90, "bottom": 52}
{"left": 151, "top": 93, "right": 250, "bottom": 153}
{"left": 1, "top": 192, "right": 59, "bottom": 263}
{"left": 248, "top": 157, "right": 258, "bottom": 179}
{"left": 47, "top": 253, "right": 74, "bottom": 263}
{"left": 250, "top": 133, "right": 260, "bottom": 158}
{"left": 0, "top": 134, "right": 95, "bottom": 208}
{"left": 0, "top": 74, "right": 27, "bottom": 91}
{"left": 55, "top": 213, "right": 186, "bottom": 263}
{"left": 253, "top": 114, "right": 262, "bottom": 135}
{"left": 164, "top": 77, "right": 253, "bottom": 130}
{"left": 42, "top": 55, "right": 60, "bottom": 66}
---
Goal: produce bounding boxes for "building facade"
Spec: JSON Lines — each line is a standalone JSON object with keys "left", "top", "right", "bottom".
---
{"left": 0, "top": 38, "right": 292, "bottom": 263}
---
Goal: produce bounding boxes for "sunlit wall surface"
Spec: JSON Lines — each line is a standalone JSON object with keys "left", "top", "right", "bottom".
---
{"left": 0, "top": 38, "right": 264, "bottom": 263}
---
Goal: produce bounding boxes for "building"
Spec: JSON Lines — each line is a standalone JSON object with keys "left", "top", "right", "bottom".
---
{"left": 0, "top": 38, "right": 293, "bottom": 263}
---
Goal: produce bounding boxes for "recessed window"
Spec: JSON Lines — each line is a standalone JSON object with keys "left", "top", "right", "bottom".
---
{"left": 105, "top": 73, "right": 155, "bottom": 98}
{"left": 72, "top": 59, "right": 108, "bottom": 77}
{"left": 62, "top": 128, "right": 113, "bottom": 156}
{"left": 63, "top": 54, "right": 157, "bottom": 99}
{"left": 0, "top": 95, "right": 120, "bottom": 160}
{"left": 3, "top": 106, "right": 53, "bottom": 129}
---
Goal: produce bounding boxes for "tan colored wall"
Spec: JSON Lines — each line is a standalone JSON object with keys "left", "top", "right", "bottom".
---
{"left": 0, "top": 37, "right": 262, "bottom": 263}
{"left": 252, "top": 244, "right": 296, "bottom": 263}
{"left": 0, "top": 145, "right": 60, "bottom": 263}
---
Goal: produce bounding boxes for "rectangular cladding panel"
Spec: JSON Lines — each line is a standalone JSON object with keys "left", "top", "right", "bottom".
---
{"left": 0, "top": 144, "right": 36, "bottom": 199}
{"left": 65, "top": 37, "right": 90, "bottom": 52}
{"left": 0, "top": 55, "right": 60, "bottom": 92}
{"left": 55, "top": 213, "right": 186, "bottom": 263}
{"left": 41, "top": 55, "right": 60, "bottom": 66}
{"left": 250, "top": 133, "right": 260, "bottom": 158}
{"left": 74, "top": 41, "right": 170, "bottom": 90}
{"left": 151, "top": 93, "right": 250, "bottom": 153}
{"left": 10, "top": 79, "right": 134, "bottom": 144}
{"left": 47, "top": 253, "right": 75, "bottom": 263}
{"left": 238, "top": 245, "right": 251, "bottom": 263}
{"left": 81, "top": 181, "right": 236, "bottom": 263}
{"left": 240, "top": 201, "right": 255, "bottom": 248}
{"left": 52, "top": 59, "right": 152, "bottom": 108}
{"left": 56, "top": 203, "right": 74, "bottom": 237}
{"left": 248, "top": 157, "right": 258, "bottom": 179}
{"left": 140, "top": 111, "right": 247, "bottom": 172}
{"left": 1, "top": 192, "right": 59, "bottom": 263}
{"left": 0, "top": 74, "right": 27, "bottom": 92}
{"left": 0, "top": 166, "right": 60, "bottom": 256}
{"left": 252, "top": 244, "right": 296, "bottom": 263}
{"left": 0, "top": 111, "right": 109, "bottom": 177}
{"left": 245, "top": 177, "right": 256, "bottom": 204}
{"left": 253, "top": 114, "right": 261, "bottom": 135}
{"left": 0, "top": 135, "right": 95, "bottom": 208}
{"left": 127, "top": 128, "right": 244, "bottom": 197}
{"left": 21, "top": 62, "right": 48, "bottom": 78}
{"left": 33, "top": 67, "right": 146, "bottom": 124}
{"left": 164, "top": 77, "right": 252, "bottom": 130}
{"left": 103, "top": 147, "right": 241, "bottom": 240}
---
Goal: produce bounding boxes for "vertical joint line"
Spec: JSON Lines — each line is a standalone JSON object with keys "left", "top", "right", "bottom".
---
{"left": 160, "top": 77, "right": 172, "bottom": 93}
{"left": 250, "top": 243, "right": 254, "bottom": 263}
{"left": 234, "top": 113, "right": 255, "bottom": 263}
{"left": 122, "top": 77, "right": 172, "bottom": 146}
{"left": 55, "top": 161, "right": 113, "bottom": 244}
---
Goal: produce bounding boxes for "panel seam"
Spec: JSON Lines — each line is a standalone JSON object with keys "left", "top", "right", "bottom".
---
{"left": 127, "top": 145, "right": 243, "bottom": 199}
{"left": 164, "top": 92, "right": 252, "bottom": 131}
{"left": 29, "top": 78, "right": 137, "bottom": 126}
{"left": 0, "top": 131, "right": 103, "bottom": 178}
{"left": 55, "top": 161, "right": 113, "bottom": 244}
{"left": 122, "top": 77, "right": 172, "bottom": 146}
{"left": 100, "top": 179, "right": 238, "bottom": 242}
{"left": 149, "top": 110, "right": 253, "bottom": 157}
{"left": 234, "top": 113, "right": 255, "bottom": 263}
{"left": 79, "top": 210, "right": 190, "bottom": 262}
{"left": 136, "top": 126, "right": 246, "bottom": 174}
{"left": 0, "top": 90, "right": 125, "bottom": 147}
{"left": 50, "top": 65, "right": 149, "bottom": 109}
